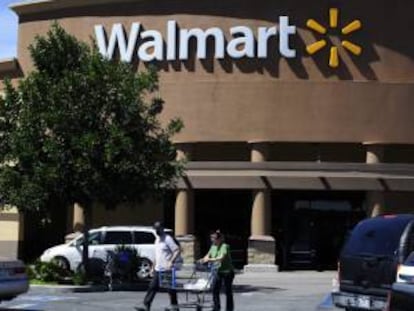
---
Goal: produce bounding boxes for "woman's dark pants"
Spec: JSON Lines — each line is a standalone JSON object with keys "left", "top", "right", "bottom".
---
{"left": 212, "top": 271, "right": 234, "bottom": 311}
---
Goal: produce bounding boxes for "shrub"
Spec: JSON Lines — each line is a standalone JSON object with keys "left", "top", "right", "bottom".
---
{"left": 72, "top": 270, "right": 87, "bottom": 285}
{"left": 28, "top": 260, "right": 71, "bottom": 283}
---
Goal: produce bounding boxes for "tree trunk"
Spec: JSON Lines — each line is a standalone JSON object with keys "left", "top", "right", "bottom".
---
{"left": 81, "top": 204, "right": 92, "bottom": 278}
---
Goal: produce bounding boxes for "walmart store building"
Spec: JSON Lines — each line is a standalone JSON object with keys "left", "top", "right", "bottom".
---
{"left": 1, "top": 0, "right": 414, "bottom": 270}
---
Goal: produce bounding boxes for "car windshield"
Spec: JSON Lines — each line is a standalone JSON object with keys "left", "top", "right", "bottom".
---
{"left": 342, "top": 216, "right": 412, "bottom": 257}
{"left": 73, "top": 231, "right": 101, "bottom": 246}
{"left": 404, "top": 252, "right": 414, "bottom": 266}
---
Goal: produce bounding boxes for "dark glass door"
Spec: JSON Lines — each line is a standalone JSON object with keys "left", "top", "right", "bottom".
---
{"left": 273, "top": 191, "right": 366, "bottom": 270}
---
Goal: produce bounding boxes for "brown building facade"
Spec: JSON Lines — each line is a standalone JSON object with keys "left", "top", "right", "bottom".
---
{"left": 1, "top": 0, "right": 414, "bottom": 270}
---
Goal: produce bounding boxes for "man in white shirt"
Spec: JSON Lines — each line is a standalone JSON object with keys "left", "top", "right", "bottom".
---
{"left": 135, "top": 221, "right": 181, "bottom": 311}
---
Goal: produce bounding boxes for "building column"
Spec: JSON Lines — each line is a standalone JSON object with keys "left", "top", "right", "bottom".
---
{"left": 251, "top": 190, "right": 271, "bottom": 237}
{"left": 365, "top": 144, "right": 385, "bottom": 217}
{"left": 246, "top": 142, "right": 277, "bottom": 272}
{"left": 174, "top": 144, "right": 199, "bottom": 264}
{"left": 73, "top": 203, "right": 85, "bottom": 230}
{"left": 65, "top": 203, "right": 85, "bottom": 243}
{"left": 0, "top": 208, "right": 23, "bottom": 259}
{"left": 175, "top": 189, "right": 194, "bottom": 236}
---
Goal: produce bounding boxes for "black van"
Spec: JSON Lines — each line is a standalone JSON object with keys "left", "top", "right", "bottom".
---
{"left": 332, "top": 214, "right": 414, "bottom": 311}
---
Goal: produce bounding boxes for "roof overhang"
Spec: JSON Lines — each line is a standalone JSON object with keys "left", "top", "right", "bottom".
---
{"left": 0, "top": 59, "right": 22, "bottom": 81}
{"left": 0, "top": 59, "right": 19, "bottom": 73}
{"left": 176, "top": 162, "right": 414, "bottom": 191}
{"left": 10, "top": 0, "right": 141, "bottom": 16}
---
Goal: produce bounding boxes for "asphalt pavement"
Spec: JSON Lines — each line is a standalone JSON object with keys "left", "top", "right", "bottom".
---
{"left": 0, "top": 271, "right": 341, "bottom": 311}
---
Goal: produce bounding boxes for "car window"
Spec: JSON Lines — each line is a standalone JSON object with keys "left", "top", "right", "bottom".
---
{"left": 74, "top": 231, "right": 102, "bottom": 246}
{"left": 103, "top": 231, "right": 132, "bottom": 244}
{"left": 89, "top": 231, "right": 102, "bottom": 245}
{"left": 404, "top": 252, "right": 414, "bottom": 266}
{"left": 133, "top": 231, "right": 155, "bottom": 244}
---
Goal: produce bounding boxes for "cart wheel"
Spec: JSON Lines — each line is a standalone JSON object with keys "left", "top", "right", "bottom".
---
{"left": 137, "top": 258, "right": 153, "bottom": 280}
{"left": 196, "top": 307, "right": 202, "bottom": 311}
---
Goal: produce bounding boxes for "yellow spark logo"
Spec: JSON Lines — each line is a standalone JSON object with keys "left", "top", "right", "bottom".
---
{"left": 306, "top": 8, "right": 362, "bottom": 68}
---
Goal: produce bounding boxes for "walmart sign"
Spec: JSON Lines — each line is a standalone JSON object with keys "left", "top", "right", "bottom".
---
{"left": 94, "top": 17, "right": 297, "bottom": 63}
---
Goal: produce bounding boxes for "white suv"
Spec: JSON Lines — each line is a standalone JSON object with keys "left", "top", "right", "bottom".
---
{"left": 40, "top": 226, "right": 171, "bottom": 279}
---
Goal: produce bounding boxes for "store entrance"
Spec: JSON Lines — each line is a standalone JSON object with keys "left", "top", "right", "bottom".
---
{"left": 273, "top": 191, "right": 366, "bottom": 271}
{"left": 194, "top": 190, "right": 251, "bottom": 269}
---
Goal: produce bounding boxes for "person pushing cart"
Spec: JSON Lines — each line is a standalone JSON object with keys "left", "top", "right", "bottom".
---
{"left": 199, "top": 230, "right": 235, "bottom": 311}
{"left": 134, "top": 221, "right": 181, "bottom": 311}
{"left": 157, "top": 230, "right": 234, "bottom": 311}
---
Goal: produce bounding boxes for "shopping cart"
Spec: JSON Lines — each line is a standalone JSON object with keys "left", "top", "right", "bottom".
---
{"left": 159, "top": 262, "right": 218, "bottom": 311}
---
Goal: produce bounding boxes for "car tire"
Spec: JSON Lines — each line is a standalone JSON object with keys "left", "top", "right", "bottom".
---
{"left": 52, "top": 256, "right": 70, "bottom": 271}
{"left": 136, "top": 258, "right": 152, "bottom": 280}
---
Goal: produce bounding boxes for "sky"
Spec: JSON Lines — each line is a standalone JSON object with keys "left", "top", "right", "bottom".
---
{"left": 0, "top": 0, "right": 22, "bottom": 59}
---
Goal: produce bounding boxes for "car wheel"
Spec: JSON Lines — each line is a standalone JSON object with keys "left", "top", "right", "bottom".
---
{"left": 52, "top": 256, "right": 70, "bottom": 271}
{"left": 136, "top": 258, "right": 152, "bottom": 280}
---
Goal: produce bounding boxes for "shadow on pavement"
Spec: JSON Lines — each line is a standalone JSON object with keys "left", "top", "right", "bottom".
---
{"left": 72, "top": 282, "right": 283, "bottom": 294}
{"left": 72, "top": 281, "right": 149, "bottom": 293}
{"left": 233, "top": 284, "right": 285, "bottom": 293}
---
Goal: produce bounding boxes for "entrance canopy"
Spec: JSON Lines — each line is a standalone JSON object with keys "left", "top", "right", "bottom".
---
{"left": 177, "top": 162, "right": 414, "bottom": 191}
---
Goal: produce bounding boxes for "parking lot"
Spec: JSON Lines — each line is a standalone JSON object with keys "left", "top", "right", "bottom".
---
{"left": 0, "top": 271, "right": 340, "bottom": 311}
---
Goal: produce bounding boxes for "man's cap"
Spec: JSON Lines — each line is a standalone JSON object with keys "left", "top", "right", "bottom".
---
{"left": 153, "top": 221, "right": 164, "bottom": 230}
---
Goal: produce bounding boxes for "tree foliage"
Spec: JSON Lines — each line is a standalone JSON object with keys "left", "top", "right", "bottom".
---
{"left": 0, "top": 23, "right": 184, "bottom": 214}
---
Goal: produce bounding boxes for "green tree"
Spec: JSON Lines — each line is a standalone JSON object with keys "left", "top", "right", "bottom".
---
{"left": 0, "top": 24, "right": 183, "bottom": 273}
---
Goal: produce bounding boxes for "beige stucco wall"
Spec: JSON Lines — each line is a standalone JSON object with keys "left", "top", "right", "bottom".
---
{"left": 9, "top": 0, "right": 414, "bottom": 144}
{"left": 0, "top": 208, "right": 23, "bottom": 259}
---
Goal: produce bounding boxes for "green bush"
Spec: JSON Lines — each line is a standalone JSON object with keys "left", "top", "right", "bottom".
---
{"left": 26, "top": 265, "right": 36, "bottom": 280}
{"left": 28, "top": 260, "right": 71, "bottom": 283}
{"left": 72, "top": 270, "right": 87, "bottom": 285}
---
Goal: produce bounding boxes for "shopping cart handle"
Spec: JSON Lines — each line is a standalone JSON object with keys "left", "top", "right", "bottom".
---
{"left": 195, "top": 261, "right": 206, "bottom": 268}
{"left": 194, "top": 261, "right": 219, "bottom": 272}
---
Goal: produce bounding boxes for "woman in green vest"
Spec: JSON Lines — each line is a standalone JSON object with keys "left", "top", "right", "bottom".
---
{"left": 200, "top": 230, "right": 234, "bottom": 311}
